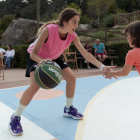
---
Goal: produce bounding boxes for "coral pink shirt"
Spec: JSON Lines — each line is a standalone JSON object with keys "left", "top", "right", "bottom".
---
{"left": 27, "top": 24, "right": 77, "bottom": 60}
{"left": 125, "top": 48, "right": 140, "bottom": 74}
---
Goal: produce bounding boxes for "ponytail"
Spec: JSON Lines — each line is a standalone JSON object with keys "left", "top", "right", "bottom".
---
{"left": 36, "top": 20, "right": 59, "bottom": 38}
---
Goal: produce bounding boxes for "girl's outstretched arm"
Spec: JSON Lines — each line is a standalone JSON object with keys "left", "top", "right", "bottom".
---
{"left": 104, "top": 64, "right": 133, "bottom": 78}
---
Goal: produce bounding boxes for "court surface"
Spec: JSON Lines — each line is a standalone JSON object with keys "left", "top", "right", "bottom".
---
{"left": 0, "top": 71, "right": 140, "bottom": 140}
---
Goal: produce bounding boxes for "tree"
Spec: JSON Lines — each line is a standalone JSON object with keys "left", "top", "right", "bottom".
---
{"left": 87, "top": 0, "right": 115, "bottom": 20}
{"left": 67, "top": 3, "right": 82, "bottom": 15}
{"left": 116, "top": 0, "right": 140, "bottom": 12}
{"left": 0, "top": 15, "right": 14, "bottom": 39}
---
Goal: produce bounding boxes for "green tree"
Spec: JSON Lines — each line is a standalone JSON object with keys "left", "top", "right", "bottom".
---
{"left": 87, "top": 0, "right": 115, "bottom": 20}
{"left": 51, "top": 12, "right": 60, "bottom": 20}
{"left": 67, "top": 3, "right": 82, "bottom": 15}
{"left": 0, "top": 15, "right": 14, "bottom": 39}
{"left": 116, "top": 0, "right": 140, "bottom": 12}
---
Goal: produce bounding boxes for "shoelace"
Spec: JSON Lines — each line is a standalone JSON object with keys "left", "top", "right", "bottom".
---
{"left": 71, "top": 106, "right": 82, "bottom": 117}
{"left": 71, "top": 106, "right": 77, "bottom": 111}
{"left": 11, "top": 117, "right": 20, "bottom": 126}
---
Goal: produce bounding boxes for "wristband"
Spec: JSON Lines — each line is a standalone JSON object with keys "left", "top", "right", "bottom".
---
{"left": 100, "top": 65, "right": 105, "bottom": 71}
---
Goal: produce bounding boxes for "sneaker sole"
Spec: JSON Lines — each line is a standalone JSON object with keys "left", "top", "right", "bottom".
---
{"left": 63, "top": 113, "right": 83, "bottom": 120}
{"left": 8, "top": 122, "right": 23, "bottom": 136}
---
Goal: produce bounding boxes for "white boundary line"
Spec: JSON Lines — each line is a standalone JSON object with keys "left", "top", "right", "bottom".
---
{"left": 74, "top": 76, "right": 139, "bottom": 140}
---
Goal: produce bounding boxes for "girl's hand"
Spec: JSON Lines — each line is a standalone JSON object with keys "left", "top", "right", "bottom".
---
{"left": 38, "top": 59, "right": 52, "bottom": 65}
{"left": 102, "top": 66, "right": 118, "bottom": 79}
{"left": 104, "top": 71, "right": 113, "bottom": 79}
{"left": 102, "top": 66, "right": 116, "bottom": 73}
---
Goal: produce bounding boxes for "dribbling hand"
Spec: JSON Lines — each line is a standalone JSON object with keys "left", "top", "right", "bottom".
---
{"left": 38, "top": 59, "right": 52, "bottom": 65}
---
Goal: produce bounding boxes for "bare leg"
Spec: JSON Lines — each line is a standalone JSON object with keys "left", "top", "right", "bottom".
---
{"left": 97, "top": 55, "right": 102, "bottom": 62}
{"left": 20, "top": 72, "right": 40, "bottom": 106}
{"left": 101, "top": 55, "right": 107, "bottom": 63}
{"left": 62, "top": 67, "right": 76, "bottom": 98}
{"left": 87, "top": 61, "right": 89, "bottom": 66}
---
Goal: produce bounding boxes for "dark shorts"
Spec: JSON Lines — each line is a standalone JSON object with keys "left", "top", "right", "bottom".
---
{"left": 96, "top": 53, "right": 105, "bottom": 57}
{"left": 25, "top": 53, "right": 69, "bottom": 77}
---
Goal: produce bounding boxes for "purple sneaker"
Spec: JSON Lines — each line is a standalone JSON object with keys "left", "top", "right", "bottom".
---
{"left": 63, "top": 105, "right": 84, "bottom": 120}
{"left": 9, "top": 114, "right": 23, "bottom": 136}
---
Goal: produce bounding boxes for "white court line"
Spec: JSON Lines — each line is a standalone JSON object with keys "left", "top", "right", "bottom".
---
{"left": 0, "top": 102, "right": 56, "bottom": 140}
{"left": 75, "top": 76, "right": 140, "bottom": 140}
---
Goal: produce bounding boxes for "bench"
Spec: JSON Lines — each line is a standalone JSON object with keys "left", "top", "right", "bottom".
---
{"left": 75, "top": 50, "right": 118, "bottom": 68}
{"left": 75, "top": 50, "right": 85, "bottom": 68}
{"left": 107, "top": 50, "right": 118, "bottom": 66}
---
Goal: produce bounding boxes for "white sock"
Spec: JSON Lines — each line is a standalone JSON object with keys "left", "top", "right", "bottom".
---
{"left": 14, "top": 103, "right": 27, "bottom": 117}
{"left": 66, "top": 97, "right": 73, "bottom": 109}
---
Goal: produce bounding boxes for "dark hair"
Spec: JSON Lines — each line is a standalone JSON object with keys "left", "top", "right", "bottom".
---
{"left": 8, "top": 45, "right": 13, "bottom": 50}
{"left": 36, "top": 8, "right": 80, "bottom": 37}
{"left": 58, "top": 8, "right": 80, "bottom": 27}
{"left": 125, "top": 21, "right": 140, "bottom": 48}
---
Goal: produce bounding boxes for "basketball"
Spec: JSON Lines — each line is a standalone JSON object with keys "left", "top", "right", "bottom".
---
{"left": 34, "top": 61, "right": 62, "bottom": 89}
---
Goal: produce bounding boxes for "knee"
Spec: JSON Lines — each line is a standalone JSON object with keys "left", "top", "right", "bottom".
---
{"left": 30, "top": 85, "right": 40, "bottom": 93}
{"left": 67, "top": 75, "right": 76, "bottom": 85}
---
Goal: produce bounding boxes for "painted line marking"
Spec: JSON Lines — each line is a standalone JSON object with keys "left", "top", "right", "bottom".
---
{"left": 0, "top": 102, "right": 57, "bottom": 140}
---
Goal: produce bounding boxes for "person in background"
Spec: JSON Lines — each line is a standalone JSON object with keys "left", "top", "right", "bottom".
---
{"left": 0, "top": 47, "right": 6, "bottom": 59}
{"left": 84, "top": 41, "right": 93, "bottom": 69}
{"left": 93, "top": 39, "right": 108, "bottom": 63}
{"left": 4, "top": 45, "right": 15, "bottom": 69}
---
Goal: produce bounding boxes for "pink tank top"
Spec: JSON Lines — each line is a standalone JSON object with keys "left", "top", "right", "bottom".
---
{"left": 27, "top": 24, "right": 77, "bottom": 60}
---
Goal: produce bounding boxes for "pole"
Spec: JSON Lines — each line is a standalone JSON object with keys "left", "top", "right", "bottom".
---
{"left": 37, "top": 0, "right": 40, "bottom": 30}
{"left": 137, "top": 10, "right": 139, "bottom": 21}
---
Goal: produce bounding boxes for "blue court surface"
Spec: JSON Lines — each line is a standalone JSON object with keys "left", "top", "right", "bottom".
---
{"left": 0, "top": 71, "right": 140, "bottom": 140}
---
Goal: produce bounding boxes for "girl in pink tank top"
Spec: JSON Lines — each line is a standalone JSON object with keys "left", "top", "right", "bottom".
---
{"left": 9, "top": 8, "right": 116, "bottom": 136}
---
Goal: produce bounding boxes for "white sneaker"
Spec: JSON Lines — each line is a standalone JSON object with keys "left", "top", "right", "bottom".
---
{"left": 87, "top": 65, "right": 90, "bottom": 69}
{"left": 84, "top": 60, "right": 87, "bottom": 63}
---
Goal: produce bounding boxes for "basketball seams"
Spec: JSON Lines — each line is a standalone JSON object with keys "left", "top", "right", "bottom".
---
{"left": 37, "top": 66, "right": 50, "bottom": 89}
{"left": 41, "top": 66, "right": 59, "bottom": 84}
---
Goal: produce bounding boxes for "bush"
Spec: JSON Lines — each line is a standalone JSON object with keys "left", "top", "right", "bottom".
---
{"left": 102, "top": 14, "right": 114, "bottom": 27}
{"left": 80, "top": 14, "right": 92, "bottom": 24}
{"left": 107, "top": 33, "right": 115, "bottom": 38}
{"left": 0, "top": 15, "right": 14, "bottom": 39}
{"left": 0, "top": 15, "right": 14, "bottom": 31}
{"left": 105, "top": 42, "right": 131, "bottom": 66}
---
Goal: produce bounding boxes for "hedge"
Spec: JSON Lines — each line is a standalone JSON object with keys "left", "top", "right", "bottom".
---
{"left": 2, "top": 41, "right": 131, "bottom": 68}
